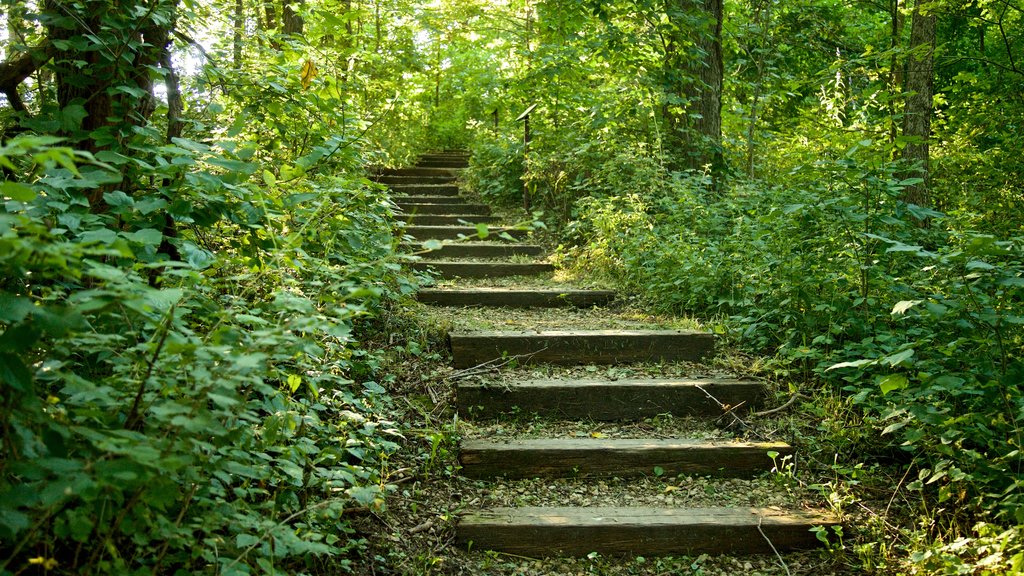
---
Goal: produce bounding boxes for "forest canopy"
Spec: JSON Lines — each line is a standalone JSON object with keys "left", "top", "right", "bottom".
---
{"left": 1, "top": 0, "right": 1023, "bottom": 573}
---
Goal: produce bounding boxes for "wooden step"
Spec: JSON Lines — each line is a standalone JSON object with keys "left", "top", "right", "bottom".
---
{"left": 460, "top": 438, "right": 793, "bottom": 479}
{"left": 387, "top": 184, "right": 460, "bottom": 196}
{"left": 417, "top": 288, "right": 615, "bottom": 308}
{"left": 374, "top": 175, "right": 457, "bottom": 185}
{"left": 396, "top": 202, "right": 491, "bottom": 215}
{"left": 376, "top": 167, "right": 458, "bottom": 177}
{"left": 401, "top": 226, "right": 530, "bottom": 241}
{"left": 457, "top": 506, "right": 837, "bottom": 556}
{"left": 403, "top": 242, "right": 545, "bottom": 258}
{"left": 393, "top": 195, "right": 468, "bottom": 204}
{"left": 449, "top": 330, "right": 714, "bottom": 368}
{"left": 410, "top": 261, "right": 554, "bottom": 279}
{"left": 419, "top": 160, "right": 469, "bottom": 168}
{"left": 458, "top": 377, "right": 762, "bottom": 420}
{"left": 397, "top": 214, "right": 502, "bottom": 226}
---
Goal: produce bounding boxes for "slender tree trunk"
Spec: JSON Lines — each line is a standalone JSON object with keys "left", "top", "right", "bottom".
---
{"left": 663, "top": 0, "right": 724, "bottom": 181}
{"left": 901, "top": 0, "right": 936, "bottom": 206}
{"left": 888, "top": 0, "right": 904, "bottom": 155}
{"left": 233, "top": 0, "right": 244, "bottom": 68}
{"left": 282, "top": 0, "right": 304, "bottom": 36}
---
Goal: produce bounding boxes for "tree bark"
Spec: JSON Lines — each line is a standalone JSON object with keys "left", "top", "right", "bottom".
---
{"left": 901, "top": 0, "right": 936, "bottom": 206}
{"left": 233, "top": 0, "right": 244, "bottom": 68}
{"left": 663, "top": 0, "right": 724, "bottom": 181}
{"left": 282, "top": 0, "right": 304, "bottom": 36}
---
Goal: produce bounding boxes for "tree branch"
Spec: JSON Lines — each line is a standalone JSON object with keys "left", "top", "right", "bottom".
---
{"left": 0, "top": 41, "right": 55, "bottom": 112}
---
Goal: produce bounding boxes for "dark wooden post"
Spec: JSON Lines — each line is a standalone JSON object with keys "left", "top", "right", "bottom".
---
{"left": 516, "top": 103, "right": 538, "bottom": 211}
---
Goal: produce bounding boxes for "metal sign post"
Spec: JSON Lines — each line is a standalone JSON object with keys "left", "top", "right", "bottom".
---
{"left": 515, "top": 103, "right": 538, "bottom": 211}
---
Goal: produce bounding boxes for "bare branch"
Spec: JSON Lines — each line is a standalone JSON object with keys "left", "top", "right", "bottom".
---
{"left": 0, "top": 41, "right": 55, "bottom": 112}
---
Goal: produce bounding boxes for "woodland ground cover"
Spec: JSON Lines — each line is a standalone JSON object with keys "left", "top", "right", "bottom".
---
{"left": 1, "top": 0, "right": 1022, "bottom": 574}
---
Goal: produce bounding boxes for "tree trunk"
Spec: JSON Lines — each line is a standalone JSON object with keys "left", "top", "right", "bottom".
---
{"left": 901, "top": 0, "right": 936, "bottom": 206}
{"left": 233, "top": 0, "right": 244, "bottom": 68}
{"left": 663, "top": 0, "right": 724, "bottom": 181}
{"left": 282, "top": 0, "right": 304, "bottom": 36}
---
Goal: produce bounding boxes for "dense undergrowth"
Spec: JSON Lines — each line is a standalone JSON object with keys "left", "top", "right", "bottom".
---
{"left": 464, "top": 127, "right": 1024, "bottom": 572}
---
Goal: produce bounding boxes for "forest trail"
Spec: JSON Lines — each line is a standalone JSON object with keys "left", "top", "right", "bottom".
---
{"left": 377, "top": 154, "right": 838, "bottom": 561}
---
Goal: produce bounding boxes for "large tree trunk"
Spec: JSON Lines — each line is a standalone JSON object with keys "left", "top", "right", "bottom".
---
{"left": 282, "top": 0, "right": 304, "bottom": 36}
{"left": 901, "top": 0, "right": 936, "bottom": 206}
{"left": 663, "top": 0, "right": 724, "bottom": 181}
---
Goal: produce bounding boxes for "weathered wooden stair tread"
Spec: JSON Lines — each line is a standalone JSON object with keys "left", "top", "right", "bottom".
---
{"left": 397, "top": 215, "right": 502, "bottom": 225}
{"left": 401, "top": 226, "right": 530, "bottom": 241}
{"left": 449, "top": 330, "right": 714, "bottom": 368}
{"left": 393, "top": 195, "right": 469, "bottom": 204}
{"left": 457, "top": 377, "right": 763, "bottom": 419}
{"left": 386, "top": 184, "right": 460, "bottom": 195}
{"left": 396, "top": 202, "right": 491, "bottom": 214}
{"left": 374, "top": 175, "right": 457, "bottom": 185}
{"left": 375, "top": 167, "right": 459, "bottom": 177}
{"left": 402, "top": 242, "right": 545, "bottom": 258}
{"left": 410, "top": 261, "right": 554, "bottom": 279}
{"left": 460, "top": 438, "right": 792, "bottom": 479}
{"left": 417, "top": 288, "right": 615, "bottom": 308}
{"left": 456, "top": 506, "right": 837, "bottom": 556}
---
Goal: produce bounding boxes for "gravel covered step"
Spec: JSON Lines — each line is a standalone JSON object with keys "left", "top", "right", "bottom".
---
{"left": 403, "top": 242, "right": 545, "bottom": 258}
{"left": 410, "top": 261, "right": 554, "bottom": 279}
{"left": 393, "top": 195, "right": 473, "bottom": 204}
{"left": 419, "top": 159, "right": 469, "bottom": 168}
{"left": 374, "top": 175, "right": 457, "bottom": 185}
{"left": 387, "top": 184, "right": 460, "bottom": 195}
{"left": 375, "top": 167, "right": 458, "bottom": 177}
{"left": 458, "top": 377, "right": 762, "bottom": 420}
{"left": 397, "top": 214, "right": 502, "bottom": 226}
{"left": 416, "top": 288, "right": 615, "bottom": 308}
{"left": 456, "top": 506, "right": 837, "bottom": 556}
{"left": 449, "top": 330, "right": 714, "bottom": 368}
{"left": 396, "top": 202, "right": 491, "bottom": 215}
{"left": 460, "top": 438, "right": 793, "bottom": 479}
{"left": 401, "top": 226, "right": 530, "bottom": 241}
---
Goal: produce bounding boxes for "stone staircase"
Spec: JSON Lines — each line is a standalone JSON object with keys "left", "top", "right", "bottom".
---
{"left": 375, "top": 151, "right": 838, "bottom": 560}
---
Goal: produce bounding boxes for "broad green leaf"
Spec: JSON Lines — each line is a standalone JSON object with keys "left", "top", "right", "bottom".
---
{"left": 825, "top": 358, "right": 874, "bottom": 371}
{"left": 879, "top": 374, "right": 909, "bottom": 395}
{"left": 0, "top": 181, "right": 36, "bottom": 202}
{"left": 128, "top": 228, "right": 163, "bottom": 245}
{"left": 891, "top": 300, "right": 921, "bottom": 315}
{"left": 881, "top": 349, "right": 915, "bottom": 367}
{"left": 0, "top": 352, "right": 32, "bottom": 391}
{"left": 422, "top": 239, "right": 443, "bottom": 251}
{"left": 475, "top": 223, "right": 489, "bottom": 239}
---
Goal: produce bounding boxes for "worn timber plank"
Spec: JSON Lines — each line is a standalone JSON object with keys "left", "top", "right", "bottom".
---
{"left": 401, "top": 226, "right": 530, "bottom": 241}
{"left": 456, "top": 506, "right": 837, "bottom": 556}
{"left": 459, "top": 438, "right": 791, "bottom": 479}
{"left": 375, "top": 167, "right": 458, "bottom": 177}
{"left": 393, "top": 195, "right": 470, "bottom": 204}
{"left": 410, "top": 261, "right": 554, "bottom": 279}
{"left": 457, "top": 377, "right": 762, "bottom": 420}
{"left": 416, "top": 288, "right": 615, "bottom": 308}
{"left": 387, "top": 184, "right": 460, "bottom": 195}
{"left": 374, "top": 175, "right": 456, "bottom": 185}
{"left": 397, "top": 214, "right": 502, "bottom": 226}
{"left": 402, "top": 242, "right": 545, "bottom": 258}
{"left": 419, "top": 160, "right": 469, "bottom": 168}
{"left": 449, "top": 330, "right": 714, "bottom": 368}
{"left": 396, "top": 202, "right": 491, "bottom": 215}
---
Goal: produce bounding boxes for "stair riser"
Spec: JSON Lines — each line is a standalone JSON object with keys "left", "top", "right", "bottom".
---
{"left": 397, "top": 215, "right": 502, "bottom": 225}
{"left": 388, "top": 185, "right": 460, "bottom": 195}
{"left": 417, "top": 290, "right": 615, "bottom": 308}
{"left": 376, "top": 167, "right": 458, "bottom": 177}
{"left": 374, "top": 176, "right": 457, "bottom": 185}
{"left": 457, "top": 507, "right": 836, "bottom": 557}
{"left": 402, "top": 227, "right": 529, "bottom": 241}
{"left": 410, "top": 262, "right": 553, "bottom": 279}
{"left": 396, "top": 203, "right": 491, "bottom": 215}
{"left": 449, "top": 332, "right": 715, "bottom": 368}
{"left": 406, "top": 244, "right": 545, "bottom": 258}
{"left": 418, "top": 162, "right": 469, "bottom": 168}
{"left": 393, "top": 196, "right": 468, "bottom": 204}
{"left": 458, "top": 380, "right": 762, "bottom": 420}
{"left": 460, "top": 441, "right": 793, "bottom": 479}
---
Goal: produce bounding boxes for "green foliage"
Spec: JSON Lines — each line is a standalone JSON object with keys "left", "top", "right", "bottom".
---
{"left": 0, "top": 62, "right": 411, "bottom": 576}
